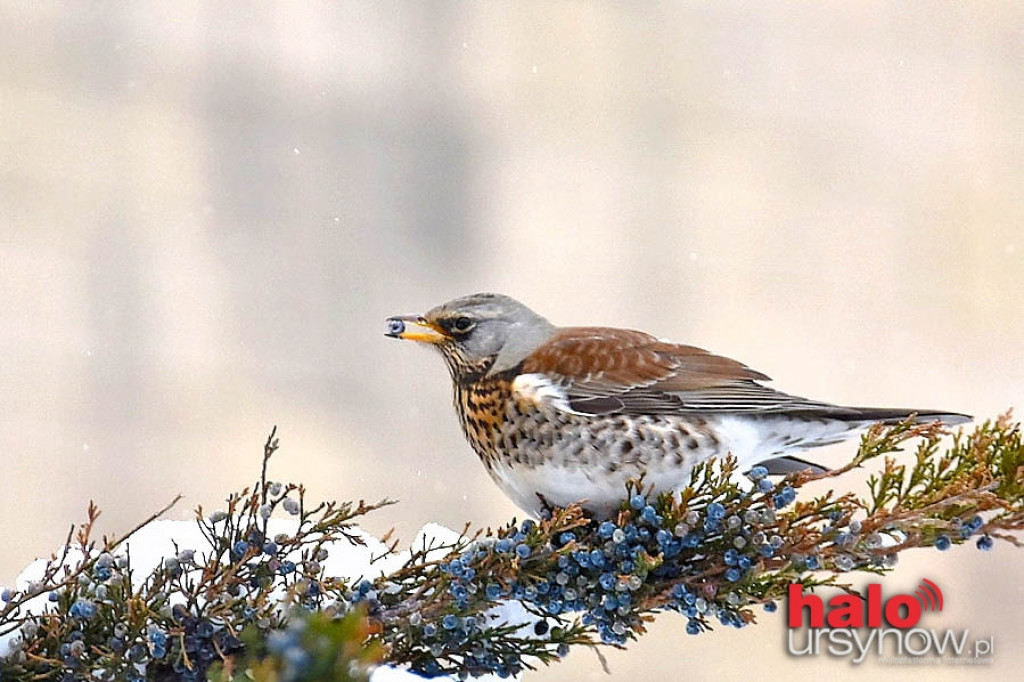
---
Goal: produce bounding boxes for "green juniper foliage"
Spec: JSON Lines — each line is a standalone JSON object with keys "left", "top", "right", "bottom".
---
{"left": 1, "top": 415, "right": 1022, "bottom": 680}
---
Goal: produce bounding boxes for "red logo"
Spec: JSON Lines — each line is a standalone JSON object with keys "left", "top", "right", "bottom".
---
{"left": 787, "top": 580, "right": 944, "bottom": 630}
{"left": 914, "top": 579, "right": 944, "bottom": 612}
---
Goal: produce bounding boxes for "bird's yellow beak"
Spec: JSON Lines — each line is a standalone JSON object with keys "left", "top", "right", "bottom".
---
{"left": 385, "top": 315, "right": 449, "bottom": 344}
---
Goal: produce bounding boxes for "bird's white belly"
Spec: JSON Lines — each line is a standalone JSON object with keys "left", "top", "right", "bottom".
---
{"left": 480, "top": 373, "right": 869, "bottom": 518}
{"left": 484, "top": 412, "right": 867, "bottom": 518}
{"left": 487, "top": 455, "right": 658, "bottom": 518}
{"left": 487, "top": 414, "right": 707, "bottom": 518}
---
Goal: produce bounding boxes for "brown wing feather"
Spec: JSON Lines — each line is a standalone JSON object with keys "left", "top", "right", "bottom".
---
{"left": 518, "top": 327, "right": 970, "bottom": 423}
{"left": 522, "top": 327, "right": 769, "bottom": 391}
{"left": 521, "top": 326, "right": 835, "bottom": 416}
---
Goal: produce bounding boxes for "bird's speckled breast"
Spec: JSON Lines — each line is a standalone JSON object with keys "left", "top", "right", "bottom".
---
{"left": 452, "top": 375, "right": 513, "bottom": 466}
{"left": 452, "top": 371, "right": 730, "bottom": 515}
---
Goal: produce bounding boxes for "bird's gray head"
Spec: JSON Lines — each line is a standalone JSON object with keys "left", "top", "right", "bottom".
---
{"left": 386, "top": 293, "right": 557, "bottom": 378}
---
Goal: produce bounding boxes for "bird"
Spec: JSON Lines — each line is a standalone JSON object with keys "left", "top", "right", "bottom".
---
{"left": 385, "top": 293, "right": 970, "bottom": 518}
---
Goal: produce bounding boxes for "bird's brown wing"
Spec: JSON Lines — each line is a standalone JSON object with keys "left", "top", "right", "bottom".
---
{"left": 521, "top": 327, "right": 836, "bottom": 417}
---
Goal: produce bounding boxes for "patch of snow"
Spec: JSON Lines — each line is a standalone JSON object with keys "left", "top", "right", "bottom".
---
{"left": 0, "top": 520, "right": 521, "bottom": 680}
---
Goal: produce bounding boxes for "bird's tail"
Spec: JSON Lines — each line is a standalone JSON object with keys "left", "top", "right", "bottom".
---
{"left": 723, "top": 408, "right": 971, "bottom": 475}
{"left": 813, "top": 407, "right": 972, "bottom": 427}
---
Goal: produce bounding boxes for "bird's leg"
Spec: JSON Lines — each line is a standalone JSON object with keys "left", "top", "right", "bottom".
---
{"left": 534, "top": 492, "right": 558, "bottom": 519}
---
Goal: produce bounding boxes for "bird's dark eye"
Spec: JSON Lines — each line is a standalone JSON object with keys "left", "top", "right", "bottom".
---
{"left": 452, "top": 316, "right": 474, "bottom": 333}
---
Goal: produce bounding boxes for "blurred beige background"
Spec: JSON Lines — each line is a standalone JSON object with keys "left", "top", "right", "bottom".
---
{"left": 1, "top": 2, "right": 1022, "bottom": 680}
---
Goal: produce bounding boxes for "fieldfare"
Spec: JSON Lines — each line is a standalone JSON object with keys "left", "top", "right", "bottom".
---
{"left": 386, "top": 293, "right": 969, "bottom": 518}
